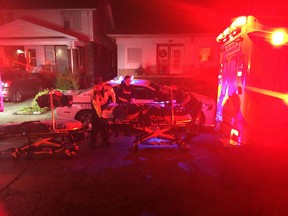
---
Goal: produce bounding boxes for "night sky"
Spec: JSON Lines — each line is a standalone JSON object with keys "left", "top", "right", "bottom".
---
{"left": 0, "top": 0, "right": 288, "bottom": 33}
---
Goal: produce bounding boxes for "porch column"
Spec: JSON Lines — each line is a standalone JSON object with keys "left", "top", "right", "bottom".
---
{"left": 70, "top": 48, "right": 74, "bottom": 73}
{"left": 69, "top": 41, "right": 78, "bottom": 73}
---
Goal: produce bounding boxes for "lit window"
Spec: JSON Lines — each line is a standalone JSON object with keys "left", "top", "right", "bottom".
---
{"left": 199, "top": 48, "right": 213, "bottom": 62}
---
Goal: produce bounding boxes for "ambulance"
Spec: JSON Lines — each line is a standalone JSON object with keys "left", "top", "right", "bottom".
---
{"left": 216, "top": 15, "right": 288, "bottom": 147}
{"left": 0, "top": 68, "right": 3, "bottom": 112}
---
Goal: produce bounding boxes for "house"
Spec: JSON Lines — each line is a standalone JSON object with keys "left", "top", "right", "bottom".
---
{"left": 0, "top": 1, "right": 117, "bottom": 85}
{"left": 107, "top": 0, "right": 221, "bottom": 92}
{"left": 108, "top": 33, "right": 219, "bottom": 76}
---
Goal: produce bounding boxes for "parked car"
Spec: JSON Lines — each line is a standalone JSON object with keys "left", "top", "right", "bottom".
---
{"left": 1, "top": 67, "right": 43, "bottom": 102}
{"left": 55, "top": 77, "right": 216, "bottom": 127}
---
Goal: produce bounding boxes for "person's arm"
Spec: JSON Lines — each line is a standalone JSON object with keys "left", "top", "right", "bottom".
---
{"left": 116, "top": 85, "right": 129, "bottom": 103}
{"left": 130, "top": 85, "right": 136, "bottom": 103}
{"left": 92, "top": 93, "right": 102, "bottom": 117}
{"left": 118, "top": 97, "right": 128, "bottom": 103}
{"left": 181, "top": 94, "right": 191, "bottom": 107}
{"left": 100, "top": 92, "right": 108, "bottom": 106}
{"left": 111, "top": 88, "right": 116, "bottom": 103}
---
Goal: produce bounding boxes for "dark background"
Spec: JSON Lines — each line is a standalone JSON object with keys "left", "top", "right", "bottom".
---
{"left": 1, "top": 0, "right": 288, "bottom": 33}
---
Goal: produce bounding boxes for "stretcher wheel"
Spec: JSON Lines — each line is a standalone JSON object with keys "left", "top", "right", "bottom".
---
{"left": 10, "top": 149, "right": 19, "bottom": 160}
{"left": 64, "top": 149, "right": 77, "bottom": 158}
{"left": 74, "top": 145, "right": 79, "bottom": 152}
{"left": 133, "top": 141, "right": 139, "bottom": 152}
{"left": 178, "top": 142, "right": 190, "bottom": 152}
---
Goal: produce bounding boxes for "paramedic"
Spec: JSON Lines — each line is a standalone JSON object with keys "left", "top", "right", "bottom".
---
{"left": 103, "top": 83, "right": 116, "bottom": 109}
{"left": 116, "top": 75, "right": 135, "bottom": 104}
{"left": 179, "top": 89, "right": 202, "bottom": 140}
{"left": 90, "top": 78, "right": 110, "bottom": 147}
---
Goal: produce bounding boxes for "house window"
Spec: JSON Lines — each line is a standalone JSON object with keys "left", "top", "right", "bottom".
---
{"left": 127, "top": 48, "right": 142, "bottom": 64}
{"left": 64, "top": 20, "right": 70, "bottom": 29}
{"left": 45, "top": 46, "right": 56, "bottom": 65}
{"left": 44, "top": 46, "right": 68, "bottom": 73}
{"left": 199, "top": 47, "right": 213, "bottom": 63}
{"left": 55, "top": 46, "right": 69, "bottom": 73}
{"left": 61, "top": 10, "right": 81, "bottom": 30}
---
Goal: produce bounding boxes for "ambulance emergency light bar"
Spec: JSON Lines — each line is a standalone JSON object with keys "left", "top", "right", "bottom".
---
{"left": 217, "top": 15, "right": 288, "bottom": 46}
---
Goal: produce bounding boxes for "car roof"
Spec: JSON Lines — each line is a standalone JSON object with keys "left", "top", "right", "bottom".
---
{"left": 107, "top": 76, "right": 152, "bottom": 87}
{"left": 75, "top": 77, "right": 156, "bottom": 96}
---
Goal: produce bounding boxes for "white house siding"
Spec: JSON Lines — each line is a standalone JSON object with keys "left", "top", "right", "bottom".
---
{"left": 0, "top": 6, "right": 117, "bottom": 86}
{"left": 113, "top": 33, "right": 219, "bottom": 77}
{"left": 0, "top": 9, "right": 100, "bottom": 77}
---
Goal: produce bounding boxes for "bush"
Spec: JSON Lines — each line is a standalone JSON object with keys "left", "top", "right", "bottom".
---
{"left": 55, "top": 70, "right": 79, "bottom": 90}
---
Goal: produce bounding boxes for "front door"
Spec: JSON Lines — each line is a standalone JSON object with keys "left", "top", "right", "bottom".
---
{"left": 157, "top": 44, "right": 184, "bottom": 75}
{"left": 26, "top": 46, "right": 38, "bottom": 72}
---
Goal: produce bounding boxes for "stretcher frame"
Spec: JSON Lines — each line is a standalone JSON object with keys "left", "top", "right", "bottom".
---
{"left": 104, "top": 88, "right": 194, "bottom": 152}
{"left": 0, "top": 90, "right": 87, "bottom": 160}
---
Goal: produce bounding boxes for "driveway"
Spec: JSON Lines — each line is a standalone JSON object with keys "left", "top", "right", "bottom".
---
{"left": 0, "top": 99, "right": 52, "bottom": 125}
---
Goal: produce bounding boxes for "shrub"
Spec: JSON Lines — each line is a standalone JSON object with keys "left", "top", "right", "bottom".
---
{"left": 55, "top": 70, "right": 79, "bottom": 90}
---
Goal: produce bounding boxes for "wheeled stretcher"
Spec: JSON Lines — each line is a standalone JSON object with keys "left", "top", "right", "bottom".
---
{"left": 0, "top": 90, "right": 87, "bottom": 160}
{"left": 0, "top": 120, "right": 86, "bottom": 160}
{"left": 103, "top": 103, "right": 197, "bottom": 151}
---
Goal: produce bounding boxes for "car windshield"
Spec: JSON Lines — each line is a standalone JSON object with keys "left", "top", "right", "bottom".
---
{"left": 148, "top": 82, "right": 160, "bottom": 91}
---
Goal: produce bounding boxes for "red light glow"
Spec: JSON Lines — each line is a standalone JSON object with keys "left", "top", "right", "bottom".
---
{"left": 246, "top": 86, "right": 288, "bottom": 105}
{"left": 271, "top": 30, "right": 286, "bottom": 46}
{"left": 231, "top": 16, "right": 247, "bottom": 28}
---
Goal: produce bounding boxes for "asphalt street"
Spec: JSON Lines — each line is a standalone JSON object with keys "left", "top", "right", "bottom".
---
{"left": 0, "top": 100, "right": 288, "bottom": 216}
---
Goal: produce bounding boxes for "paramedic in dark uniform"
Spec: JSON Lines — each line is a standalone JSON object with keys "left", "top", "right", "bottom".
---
{"left": 90, "top": 78, "right": 110, "bottom": 147}
{"left": 115, "top": 75, "right": 135, "bottom": 136}
{"left": 179, "top": 89, "right": 202, "bottom": 141}
{"left": 116, "top": 75, "right": 135, "bottom": 104}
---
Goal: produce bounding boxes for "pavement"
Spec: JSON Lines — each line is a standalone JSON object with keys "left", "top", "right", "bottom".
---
{"left": 0, "top": 99, "right": 53, "bottom": 125}
{"left": 1, "top": 100, "right": 288, "bottom": 216}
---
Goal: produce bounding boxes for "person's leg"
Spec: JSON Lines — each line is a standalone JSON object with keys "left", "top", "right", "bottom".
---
{"left": 89, "top": 110, "right": 98, "bottom": 147}
{"left": 100, "top": 118, "right": 110, "bottom": 145}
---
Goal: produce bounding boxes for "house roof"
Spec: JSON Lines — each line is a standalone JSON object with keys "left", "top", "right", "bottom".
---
{"left": 0, "top": 18, "right": 90, "bottom": 46}
{"left": 1, "top": 0, "right": 288, "bottom": 35}
{"left": 21, "top": 16, "right": 90, "bottom": 42}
